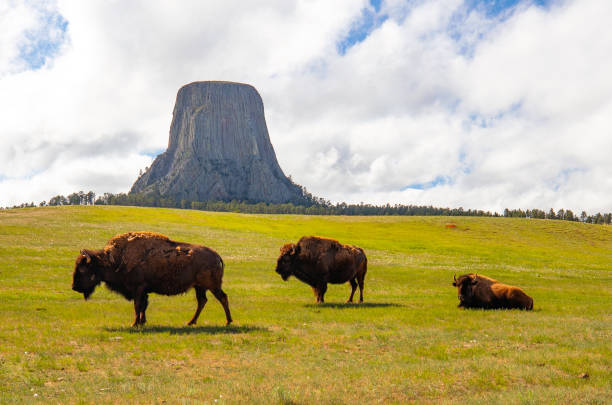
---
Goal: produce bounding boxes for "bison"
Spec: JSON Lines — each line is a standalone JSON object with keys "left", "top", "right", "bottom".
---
{"left": 275, "top": 236, "right": 367, "bottom": 303}
{"left": 72, "top": 232, "right": 232, "bottom": 326}
{"left": 452, "top": 273, "right": 533, "bottom": 310}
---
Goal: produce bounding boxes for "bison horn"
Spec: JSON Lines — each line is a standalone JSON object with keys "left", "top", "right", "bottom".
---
{"left": 80, "top": 249, "right": 91, "bottom": 264}
{"left": 453, "top": 274, "right": 457, "bottom": 282}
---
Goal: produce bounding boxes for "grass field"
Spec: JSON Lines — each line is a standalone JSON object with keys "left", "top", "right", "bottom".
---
{"left": 0, "top": 205, "right": 611, "bottom": 404}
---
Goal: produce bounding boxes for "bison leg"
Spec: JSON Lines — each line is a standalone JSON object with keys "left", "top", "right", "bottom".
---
{"left": 132, "top": 287, "right": 148, "bottom": 327}
{"left": 357, "top": 274, "right": 365, "bottom": 303}
{"left": 211, "top": 288, "right": 233, "bottom": 325}
{"left": 139, "top": 293, "right": 149, "bottom": 325}
{"left": 347, "top": 278, "right": 358, "bottom": 303}
{"left": 316, "top": 283, "right": 327, "bottom": 303}
{"left": 312, "top": 287, "right": 319, "bottom": 302}
{"left": 187, "top": 287, "right": 208, "bottom": 326}
{"left": 132, "top": 300, "right": 141, "bottom": 327}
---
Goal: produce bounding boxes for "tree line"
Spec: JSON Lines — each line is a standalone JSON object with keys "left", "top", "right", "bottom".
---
{"left": 11, "top": 191, "right": 97, "bottom": 208}
{"left": 4, "top": 190, "right": 611, "bottom": 225}
{"left": 503, "top": 208, "right": 611, "bottom": 224}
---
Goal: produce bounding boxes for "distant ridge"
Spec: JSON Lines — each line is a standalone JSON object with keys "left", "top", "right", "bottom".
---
{"left": 130, "top": 81, "right": 306, "bottom": 204}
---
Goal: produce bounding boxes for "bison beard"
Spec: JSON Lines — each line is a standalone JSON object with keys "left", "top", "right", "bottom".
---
{"left": 82, "top": 287, "right": 94, "bottom": 300}
{"left": 452, "top": 273, "right": 533, "bottom": 310}
{"left": 71, "top": 232, "right": 233, "bottom": 326}
{"left": 275, "top": 236, "right": 367, "bottom": 303}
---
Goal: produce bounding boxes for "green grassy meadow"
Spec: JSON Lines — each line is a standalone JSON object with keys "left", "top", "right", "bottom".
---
{"left": 0, "top": 206, "right": 611, "bottom": 404}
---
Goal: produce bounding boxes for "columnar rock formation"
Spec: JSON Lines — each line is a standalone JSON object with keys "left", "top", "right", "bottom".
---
{"left": 130, "top": 81, "right": 305, "bottom": 204}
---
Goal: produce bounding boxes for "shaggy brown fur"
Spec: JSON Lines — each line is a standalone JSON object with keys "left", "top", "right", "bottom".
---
{"left": 72, "top": 232, "right": 232, "bottom": 326}
{"left": 275, "top": 236, "right": 367, "bottom": 303}
{"left": 452, "top": 273, "right": 533, "bottom": 310}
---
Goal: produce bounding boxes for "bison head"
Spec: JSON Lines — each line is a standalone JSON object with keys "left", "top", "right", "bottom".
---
{"left": 72, "top": 249, "right": 103, "bottom": 300}
{"left": 452, "top": 274, "right": 478, "bottom": 305}
{"left": 275, "top": 243, "right": 299, "bottom": 281}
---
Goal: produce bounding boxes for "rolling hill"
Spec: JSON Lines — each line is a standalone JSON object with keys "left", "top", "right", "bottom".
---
{"left": 0, "top": 206, "right": 610, "bottom": 403}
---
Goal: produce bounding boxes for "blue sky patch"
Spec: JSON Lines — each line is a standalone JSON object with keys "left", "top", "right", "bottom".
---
{"left": 337, "top": 1, "right": 388, "bottom": 55}
{"left": 143, "top": 149, "right": 165, "bottom": 159}
{"left": 466, "top": 101, "right": 523, "bottom": 128}
{"left": 449, "top": 0, "right": 556, "bottom": 57}
{"left": 339, "top": 1, "right": 556, "bottom": 58}
{"left": 402, "top": 175, "right": 452, "bottom": 191}
{"left": 18, "top": 9, "right": 68, "bottom": 70}
{"left": 370, "top": 0, "right": 383, "bottom": 13}
{"left": 464, "top": 0, "right": 554, "bottom": 18}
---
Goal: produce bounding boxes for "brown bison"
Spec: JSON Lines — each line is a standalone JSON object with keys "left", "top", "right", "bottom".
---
{"left": 72, "top": 232, "right": 232, "bottom": 326}
{"left": 275, "top": 236, "right": 367, "bottom": 303}
{"left": 452, "top": 273, "right": 533, "bottom": 310}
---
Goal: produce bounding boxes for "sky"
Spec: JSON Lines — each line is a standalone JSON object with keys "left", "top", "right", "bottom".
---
{"left": 1, "top": 0, "right": 611, "bottom": 213}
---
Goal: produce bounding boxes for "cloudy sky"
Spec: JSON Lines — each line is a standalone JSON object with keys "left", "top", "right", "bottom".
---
{"left": 1, "top": 0, "right": 611, "bottom": 213}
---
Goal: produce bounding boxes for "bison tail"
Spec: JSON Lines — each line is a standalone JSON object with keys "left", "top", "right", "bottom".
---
{"left": 358, "top": 255, "right": 367, "bottom": 275}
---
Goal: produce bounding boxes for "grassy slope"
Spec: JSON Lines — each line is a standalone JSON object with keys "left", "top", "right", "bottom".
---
{"left": 0, "top": 206, "right": 610, "bottom": 404}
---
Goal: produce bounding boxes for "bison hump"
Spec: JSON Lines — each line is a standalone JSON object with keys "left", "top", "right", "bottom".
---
{"left": 105, "top": 232, "right": 170, "bottom": 252}
{"left": 103, "top": 232, "right": 174, "bottom": 270}
{"left": 107, "top": 232, "right": 170, "bottom": 246}
{"left": 299, "top": 235, "right": 342, "bottom": 250}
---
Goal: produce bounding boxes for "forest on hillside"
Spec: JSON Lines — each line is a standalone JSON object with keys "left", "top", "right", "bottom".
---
{"left": 5, "top": 190, "right": 611, "bottom": 225}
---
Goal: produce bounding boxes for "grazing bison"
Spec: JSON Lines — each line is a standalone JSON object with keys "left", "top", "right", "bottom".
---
{"left": 72, "top": 232, "right": 232, "bottom": 326}
{"left": 452, "top": 273, "right": 533, "bottom": 310}
{"left": 275, "top": 236, "right": 367, "bottom": 303}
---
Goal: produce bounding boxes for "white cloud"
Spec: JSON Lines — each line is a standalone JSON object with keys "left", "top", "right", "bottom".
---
{"left": 0, "top": 1, "right": 37, "bottom": 74}
{"left": 0, "top": 0, "right": 611, "bottom": 214}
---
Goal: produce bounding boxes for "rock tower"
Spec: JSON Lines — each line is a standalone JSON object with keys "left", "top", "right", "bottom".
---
{"left": 130, "top": 81, "right": 304, "bottom": 203}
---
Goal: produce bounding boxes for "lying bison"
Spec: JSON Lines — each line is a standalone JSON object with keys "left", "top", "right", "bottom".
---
{"left": 275, "top": 236, "right": 367, "bottom": 303}
{"left": 452, "top": 273, "right": 533, "bottom": 310}
{"left": 72, "top": 232, "right": 232, "bottom": 326}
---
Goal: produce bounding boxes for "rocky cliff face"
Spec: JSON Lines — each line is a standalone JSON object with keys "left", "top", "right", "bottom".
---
{"left": 130, "top": 81, "right": 305, "bottom": 204}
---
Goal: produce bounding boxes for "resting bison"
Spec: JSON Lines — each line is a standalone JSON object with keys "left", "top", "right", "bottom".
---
{"left": 452, "top": 273, "right": 533, "bottom": 310}
{"left": 72, "top": 232, "right": 232, "bottom": 326}
{"left": 275, "top": 236, "right": 367, "bottom": 303}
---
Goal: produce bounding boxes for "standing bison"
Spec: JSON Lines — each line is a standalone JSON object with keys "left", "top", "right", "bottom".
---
{"left": 452, "top": 273, "right": 533, "bottom": 310}
{"left": 275, "top": 236, "right": 367, "bottom": 303}
{"left": 72, "top": 232, "right": 232, "bottom": 326}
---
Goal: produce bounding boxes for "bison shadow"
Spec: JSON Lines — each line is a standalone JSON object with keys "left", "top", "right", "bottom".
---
{"left": 104, "top": 324, "right": 266, "bottom": 335}
{"left": 303, "top": 302, "right": 403, "bottom": 309}
{"left": 459, "top": 307, "right": 540, "bottom": 312}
